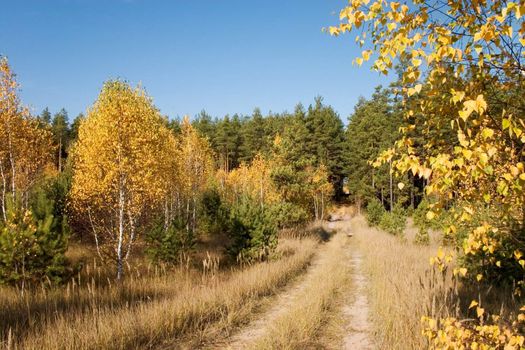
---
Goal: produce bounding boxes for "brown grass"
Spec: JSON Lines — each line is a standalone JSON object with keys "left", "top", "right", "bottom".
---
{"left": 349, "top": 215, "right": 452, "bottom": 349}
{"left": 0, "top": 237, "right": 318, "bottom": 350}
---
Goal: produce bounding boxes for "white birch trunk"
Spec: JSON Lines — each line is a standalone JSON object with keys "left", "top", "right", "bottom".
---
{"left": 116, "top": 182, "right": 125, "bottom": 280}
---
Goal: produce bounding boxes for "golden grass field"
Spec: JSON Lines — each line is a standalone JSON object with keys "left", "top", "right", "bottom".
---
{"left": 2, "top": 208, "right": 516, "bottom": 350}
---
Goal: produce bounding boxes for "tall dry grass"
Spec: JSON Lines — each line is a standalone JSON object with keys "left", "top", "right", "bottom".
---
{"left": 2, "top": 237, "right": 318, "bottom": 350}
{"left": 351, "top": 214, "right": 524, "bottom": 349}
{"left": 349, "top": 216, "right": 451, "bottom": 349}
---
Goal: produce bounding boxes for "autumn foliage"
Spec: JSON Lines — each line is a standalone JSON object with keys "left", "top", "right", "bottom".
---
{"left": 330, "top": 0, "right": 525, "bottom": 347}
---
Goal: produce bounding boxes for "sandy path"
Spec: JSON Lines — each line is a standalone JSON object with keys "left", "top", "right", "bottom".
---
{"left": 216, "top": 236, "right": 335, "bottom": 349}
{"left": 330, "top": 215, "right": 373, "bottom": 349}
{"left": 343, "top": 249, "right": 372, "bottom": 349}
{"left": 207, "top": 214, "right": 373, "bottom": 350}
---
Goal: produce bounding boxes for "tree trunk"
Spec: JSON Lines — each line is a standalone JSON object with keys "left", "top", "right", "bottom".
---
{"left": 321, "top": 191, "right": 325, "bottom": 221}
{"left": 186, "top": 198, "right": 190, "bottom": 233}
{"left": 7, "top": 134, "right": 15, "bottom": 198}
{"left": 192, "top": 195, "right": 197, "bottom": 234}
{"left": 58, "top": 137, "right": 62, "bottom": 172}
{"left": 389, "top": 159, "right": 393, "bottom": 212}
{"left": 0, "top": 160, "right": 6, "bottom": 221}
{"left": 125, "top": 210, "right": 136, "bottom": 260}
{"left": 116, "top": 184, "right": 125, "bottom": 280}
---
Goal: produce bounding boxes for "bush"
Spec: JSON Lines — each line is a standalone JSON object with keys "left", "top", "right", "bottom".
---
{"left": 379, "top": 204, "right": 407, "bottom": 236}
{"left": 199, "top": 188, "right": 230, "bottom": 236}
{"left": 366, "top": 197, "right": 385, "bottom": 227}
{"left": 268, "top": 202, "right": 309, "bottom": 228}
{"left": 0, "top": 199, "right": 68, "bottom": 285}
{"left": 30, "top": 173, "right": 71, "bottom": 239}
{"left": 228, "top": 196, "right": 278, "bottom": 263}
{"left": 413, "top": 199, "right": 431, "bottom": 244}
{"left": 145, "top": 218, "right": 195, "bottom": 264}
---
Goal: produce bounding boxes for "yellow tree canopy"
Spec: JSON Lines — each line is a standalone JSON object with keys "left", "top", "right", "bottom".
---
{"left": 70, "top": 80, "right": 174, "bottom": 268}
{"left": 218, "top": 154, "right": 281, "bottom": 207}
{"left": 178, "top": 116, "right": 214, "bottom": 200}
{"left": 0, "top": 57, "right": 54, "bottom": 208}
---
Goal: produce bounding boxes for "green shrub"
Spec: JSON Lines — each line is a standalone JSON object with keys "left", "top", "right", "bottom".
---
{"left": 414, "top": 227, "right": 430, "bottom": 245}
{"left": 268, "top": 202, "right": 309, "bottom": 228}
{"left": 145, "top": 218, "right": 195, "bottom": 264}
{"left": 366, "top": 197, "right": 385, "bottom": 227}
{"left": 30, "top": 173, "right": 71, "bottom": 239}
{"left": 413, "top": 198, "right": 431, "bottom": 244}
{"left": 379, "top": 204, "right": 407, "bottom": 236}
{"left": 199, "top": 188, "right": 230, "bottom": 236}
{"left": 0, "top": 199, "right": 68, "bottom": 285}
{"left": 228, "top": 196, "right": 278, "bottom": 263}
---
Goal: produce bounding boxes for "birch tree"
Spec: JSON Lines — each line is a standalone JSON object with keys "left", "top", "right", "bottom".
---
{"left": 70, "top": 80, "right": 171, "bottom": 279}
{"left": 0, "top": 57, "right": 54, "bottom": 219}
{"left": 177, "top": 116, "right": 213, "bottom": 234}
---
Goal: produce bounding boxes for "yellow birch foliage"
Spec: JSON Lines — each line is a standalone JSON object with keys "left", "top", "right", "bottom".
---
{"left": 178, "top": 116, "right": 214, "bottom": 203}
{"left": 0, "top": 57, "right": 54, "bottom": 215}
{"left": 70, "top": 80, "right": 173, "bottom": 276}
{"left": 218, "top": 154, "right": 281, "bottom": 207}
{"left": 330, "top": 0, "right": 525, "bottom": 347}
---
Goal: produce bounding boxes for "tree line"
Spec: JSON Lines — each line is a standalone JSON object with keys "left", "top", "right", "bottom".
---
{"left": 0, "top": 57, "right": 350, "bottom": 283}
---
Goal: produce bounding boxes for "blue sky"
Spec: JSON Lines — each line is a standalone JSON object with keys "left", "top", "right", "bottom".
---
{"left": 0, "top": 0, "right": 390, "bottom": 121}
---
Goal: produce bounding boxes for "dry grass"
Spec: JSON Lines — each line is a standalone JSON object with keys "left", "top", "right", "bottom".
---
{"left": 0, "top": 237, "right": 318, "bottom": 350}
{"left": 349, "top": 214, "right": 525, "bottom": 349}
{"left": 349, "top": 215, "right": 450, "bottom": 349}
{"left": 249, "top": 232, "right": 352, "bottom": 349}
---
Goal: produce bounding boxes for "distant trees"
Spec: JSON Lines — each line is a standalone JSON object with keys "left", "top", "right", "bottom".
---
{"left": 190, "top": 98, "right": 346, "bottom": 201}
{"left": 51, "top": 108, "right": 69, "bottom": 172}
{"left": 345, "top": 87, "right": 406, "bottom": 210}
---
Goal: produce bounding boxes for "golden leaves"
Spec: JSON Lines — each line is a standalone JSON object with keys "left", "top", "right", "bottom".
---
{"left": 407, "top": 84, "right": 422, "bottom": 97}
{"left": 71, "top": 80, "right": 174, "bottom": 233}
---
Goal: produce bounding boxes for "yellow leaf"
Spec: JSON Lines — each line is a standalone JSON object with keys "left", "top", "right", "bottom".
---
{"left": 397, "top": 182, "right": 405, "bottom": 190}
{"left": 387, "top": 22, "right": 397, "bottom": 32}
{"left": 412, "top": 58, "right": 422, "bottom": 67}
{"left": 469, "top": 300, "right": 478, "bottom": 309}
{"left": 476, "top": 306, "right": 485, "bottom": 318}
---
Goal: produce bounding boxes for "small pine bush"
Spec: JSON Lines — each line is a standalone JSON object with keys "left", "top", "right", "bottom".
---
{"left": 366, "top": 197, "right": 385, "bottom": 227}
{"left": 379, "top": 204, "right": 407, "bottom": 236}
{"left": 413, "top": 198, "right": 431, "bottom": 244}
{"left": 268, "top": 202, "right": 309, "bottom": 228}
{"left": 200, "top": 188, "right": 230, "bottom": 236}
{"left": 228, "top": 196, "right": 278, "bottom": 263}
{"left": 0, "top": 199, "right": 68, "bottom": 285}
{"left": 146, "top": 218, "right": 195, "bottom": 264}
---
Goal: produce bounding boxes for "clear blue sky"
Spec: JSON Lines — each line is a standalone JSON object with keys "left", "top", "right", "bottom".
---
{"left": 0, "top": 0, "right": 389, "bottom": 121}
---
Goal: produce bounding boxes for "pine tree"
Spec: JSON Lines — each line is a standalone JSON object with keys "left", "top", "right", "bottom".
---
{"left": 51, "top": 108, "right": 70, "bottom": 172}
